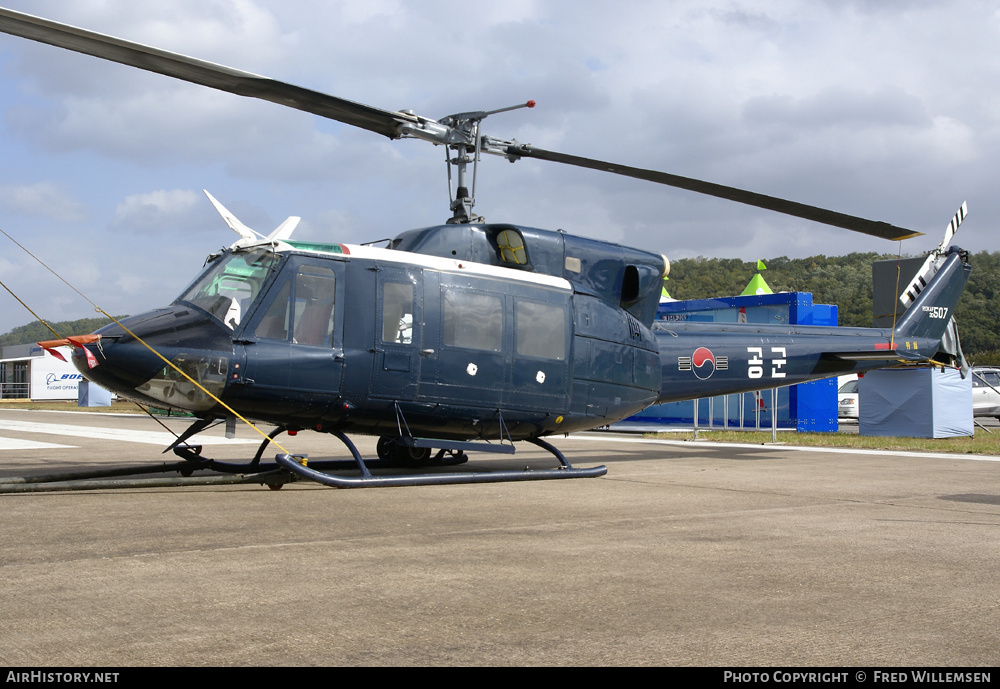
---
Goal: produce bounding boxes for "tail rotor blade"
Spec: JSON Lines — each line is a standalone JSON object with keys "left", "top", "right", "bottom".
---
{"left": 899, "top": 202, "right": 968, "bottom": 308}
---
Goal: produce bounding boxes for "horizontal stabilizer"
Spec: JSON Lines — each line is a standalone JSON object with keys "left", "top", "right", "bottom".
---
{"left": 828, "top": 352, "right": 902, "bottom": 362}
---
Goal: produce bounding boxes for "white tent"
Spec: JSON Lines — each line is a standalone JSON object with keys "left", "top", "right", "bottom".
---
{"left": 859, "top": 367, "right": 973, "bottom": 438}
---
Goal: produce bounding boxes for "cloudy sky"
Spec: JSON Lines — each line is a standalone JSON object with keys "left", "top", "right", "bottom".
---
{"left": 0, "top": 0, "right": 997, "bottom": 334}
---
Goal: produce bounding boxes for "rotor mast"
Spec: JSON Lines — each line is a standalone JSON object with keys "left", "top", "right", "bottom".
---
{"left": 397, "top": 101, "right": 536, "bottom": 224}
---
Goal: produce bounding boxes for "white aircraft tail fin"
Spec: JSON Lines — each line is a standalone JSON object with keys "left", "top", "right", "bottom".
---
{"left": 899, "top": 202, "right": 967, "bottom": 308}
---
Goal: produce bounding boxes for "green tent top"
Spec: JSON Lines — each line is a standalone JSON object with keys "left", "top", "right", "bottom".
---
{"left": 740, "top": 272, "right": 773, "bottom": 296}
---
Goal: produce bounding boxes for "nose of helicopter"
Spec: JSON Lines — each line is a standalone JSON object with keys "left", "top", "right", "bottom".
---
{"left": 72, "top": 305, "right": 234, "bottom": 412}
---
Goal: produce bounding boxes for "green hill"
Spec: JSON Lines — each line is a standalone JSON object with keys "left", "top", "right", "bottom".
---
{"left": 0, "top": 317, "right": 121, "bottom": 347}
{"left": 4, "top": 251, "right": 998, "bottom": 364}
{"left": 666, "top": 251, "right": 1000, "bottom": 364}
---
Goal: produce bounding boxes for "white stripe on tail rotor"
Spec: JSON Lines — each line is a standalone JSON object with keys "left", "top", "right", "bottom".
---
{"left": 899, "top": 202, "right": 967, "bottom": 308}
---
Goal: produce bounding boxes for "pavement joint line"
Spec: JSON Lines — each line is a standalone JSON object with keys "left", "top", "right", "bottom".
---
{"left": 0, "top": 408, "right": 153, "bottom": 419}
{"left": 0, "top": 419, "right": 257, "bottom": 446}
{"left": 563, "top": 433, "right": 1000, "bottom": 462}
{"left": 0, "top": 437, "right": 75, "bottom": 450}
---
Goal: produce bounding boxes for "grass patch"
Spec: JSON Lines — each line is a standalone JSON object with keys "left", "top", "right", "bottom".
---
{"left": 645, "top": 429, "right": 1000, "bottom": 455}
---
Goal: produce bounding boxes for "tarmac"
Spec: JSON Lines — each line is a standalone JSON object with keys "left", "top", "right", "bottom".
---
{"left": 1, "top": 407, "right": 998, "bottom": 667}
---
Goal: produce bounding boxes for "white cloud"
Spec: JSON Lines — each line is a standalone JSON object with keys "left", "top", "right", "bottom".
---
{"left": 110, "top": 189, "right": 203, "bottom": 234}
{"left": 0, "top": 182, "right": 87, "bottom": 222}
{"left": 2, "top": 0, "right": 1000, "bottom": 332}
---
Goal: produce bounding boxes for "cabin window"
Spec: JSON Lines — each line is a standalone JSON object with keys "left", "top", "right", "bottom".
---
{"left": 516, "top": 300, "right": 566, "bottom": 360}
{"left": 382, "top": 282, "right": 414, "bottom": 344}
{"left": 496, "top": 229, "right": 528, "bottom": 265}
{"left": 443, "top": 290, "right": 502, "bottom": 352}
{"left": 255, "top": 264, "right": 336, "bottom": 347}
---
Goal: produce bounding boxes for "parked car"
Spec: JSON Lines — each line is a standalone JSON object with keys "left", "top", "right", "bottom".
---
{"left": 838, "top": 375, "right": 859, "bottom": 419}
{"left": 972, "top": 367, "right": 1000, "bottom": 419}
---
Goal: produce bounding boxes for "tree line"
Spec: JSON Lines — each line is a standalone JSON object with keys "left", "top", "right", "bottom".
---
{"left": 667, "top": 250, "right": 1000, "bottom": 365}
{"left": 3, "top": 251, "right": 998, "bottom": 364}
{"left": 0, "top": 317, "right": 118, "bottom": 348}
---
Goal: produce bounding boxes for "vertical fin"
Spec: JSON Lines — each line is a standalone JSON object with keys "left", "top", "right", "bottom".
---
{"left": 893, "top": 247, "right": 970, "bottom": 343}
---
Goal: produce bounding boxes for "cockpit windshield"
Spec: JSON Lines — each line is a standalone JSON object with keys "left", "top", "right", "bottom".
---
{"left": 176, "top": 249, "right": 278, "bottom": 329}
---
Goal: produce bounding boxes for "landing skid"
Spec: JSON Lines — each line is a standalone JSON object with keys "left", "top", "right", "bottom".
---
{"left": 0, "top": 428, "right": 606, "bottom": 493}
{"left": 275, "top": 436, "right": 607, "bottom": 488}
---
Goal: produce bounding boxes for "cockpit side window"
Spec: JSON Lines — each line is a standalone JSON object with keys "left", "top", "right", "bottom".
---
{"left": 255, "top": 264, "right": 336, "bottom": 347}
{"left": 256, "top": 281, "right": 291, "bottom": 341}
{"left": 293, "top": 266, "right": 336, "bottom": 347}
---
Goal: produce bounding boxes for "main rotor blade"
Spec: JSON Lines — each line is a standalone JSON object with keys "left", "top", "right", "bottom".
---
{"left": 510, "top": 145, "right": 924, "bottom": 241}
{"left": 0, "top": 6, "right": 928, "bottom": 240}
{"left": 0, "top": 7, "right": 414, "bottom": 139}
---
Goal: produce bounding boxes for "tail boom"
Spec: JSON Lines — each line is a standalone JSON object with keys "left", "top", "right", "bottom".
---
{"left": 653, "top": 248, "right": 970, "bottom": 404}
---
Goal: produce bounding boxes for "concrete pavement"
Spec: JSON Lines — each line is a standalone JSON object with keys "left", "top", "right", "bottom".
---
{"left": 1, "top": 408, "right": 998, "bottom": 666}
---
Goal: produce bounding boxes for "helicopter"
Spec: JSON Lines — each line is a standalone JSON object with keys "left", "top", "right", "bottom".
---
{"left": 0, "top": 7, "right": 973, "bottom": 489}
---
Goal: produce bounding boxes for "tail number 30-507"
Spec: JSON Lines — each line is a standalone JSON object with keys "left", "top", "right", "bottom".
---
{"left": 747, "top": 346, "right": 786, "bottom": 379}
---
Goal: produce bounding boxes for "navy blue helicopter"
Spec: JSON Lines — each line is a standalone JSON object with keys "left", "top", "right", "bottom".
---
{"left": 0, "top": 7, "right": 973, "bottom": 489}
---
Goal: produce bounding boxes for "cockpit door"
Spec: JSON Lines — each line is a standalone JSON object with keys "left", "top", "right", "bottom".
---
{"left": 233, "top": 256, "right": 345, "bottom": 414}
